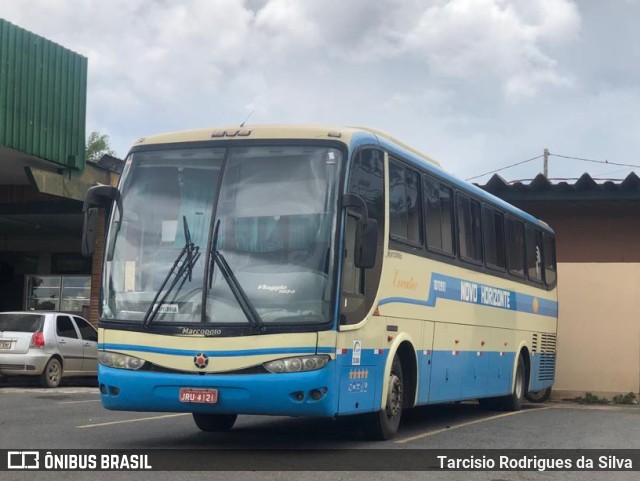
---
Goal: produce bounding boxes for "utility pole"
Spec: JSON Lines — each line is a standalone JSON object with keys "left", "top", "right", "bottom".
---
{"left": 543, "top": 148, "right": 549, "bottom": 177}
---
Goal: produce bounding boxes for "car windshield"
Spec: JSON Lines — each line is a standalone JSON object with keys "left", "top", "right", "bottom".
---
{"left": 0, "top": 313, "right": 45, "bottom": 332}
{"left": 103, "top": 144, "right": 341, "bottom": 327}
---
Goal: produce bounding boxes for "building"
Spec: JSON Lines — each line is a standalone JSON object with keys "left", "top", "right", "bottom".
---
{"left": 0, "top": 19, "right": 116, "bottom": 324}
{"left": 480, "top": 172, "right": 640, "bottom": 399}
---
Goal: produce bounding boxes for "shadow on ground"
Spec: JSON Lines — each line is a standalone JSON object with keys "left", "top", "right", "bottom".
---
{"left": 0, "top": 375, "right": 98, "bottom": 388}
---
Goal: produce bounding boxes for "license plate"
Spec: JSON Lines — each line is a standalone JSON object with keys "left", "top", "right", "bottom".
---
{"left": 0, "top": 340, "right": 11, "bottom": 350}
{"left": 179, "top": 388, "right": 218, "bottom": 404}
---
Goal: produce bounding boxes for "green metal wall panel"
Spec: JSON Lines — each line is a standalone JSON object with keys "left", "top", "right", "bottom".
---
{"left": 0, "top": 18, "right": 87, "bottom": 169}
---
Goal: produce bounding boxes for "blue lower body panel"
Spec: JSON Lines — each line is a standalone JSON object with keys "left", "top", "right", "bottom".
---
{"left": 336, "top": 349, "right": 388, "bottom": 415}
{"left": 99, "top": 364, "right": 338, "bottom": 417}
{"left": 424, "top": 351, "right": 515, "bottom": 404}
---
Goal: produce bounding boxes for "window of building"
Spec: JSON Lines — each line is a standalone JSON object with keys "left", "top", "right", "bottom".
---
{"left": 456, "top": 194, "right": 482, "bottom": 263}
{"left": 506, "top": 218, "right": 525, "bottom": 277}
{"left": 423, "top": 176, "right": 455, "bottom": 255}
{"left": 25, "top": 275, "right": 91, "bottom": 313}
{"left": 483, "top": 206, "right": 506, "bottom": 270}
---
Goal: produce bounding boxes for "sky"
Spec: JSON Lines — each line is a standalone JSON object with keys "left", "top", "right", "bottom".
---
{"left": 2, "top": 0, "right": 640, "bottom": 183}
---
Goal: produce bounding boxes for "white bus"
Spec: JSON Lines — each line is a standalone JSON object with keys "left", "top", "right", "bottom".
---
{"left": 83, "top": 125, "right": 557, "bottom": 439}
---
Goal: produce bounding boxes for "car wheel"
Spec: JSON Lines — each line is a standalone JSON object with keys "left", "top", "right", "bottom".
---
{"left": 40, "top": 358, "right": 62, "bottom": 388}
{"left": 192, "top": 413, "right": 237, "bottom": 432}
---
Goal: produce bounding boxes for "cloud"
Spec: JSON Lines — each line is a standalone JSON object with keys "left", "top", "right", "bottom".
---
{"left": 2, "top": 0, "right": 639, "bottom": 183}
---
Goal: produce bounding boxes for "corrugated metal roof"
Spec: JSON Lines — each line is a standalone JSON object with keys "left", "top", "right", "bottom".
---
{"left": 0, "top": 19, "right": 87, "bottom": 169}
{"left": 477, "top": 172, "right": 640, "bottom": 202}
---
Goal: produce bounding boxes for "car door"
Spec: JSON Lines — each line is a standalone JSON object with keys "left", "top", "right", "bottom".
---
{"left": 73, "top": 316, "right": 98, "bottom": 374}
{"left": 55, "top": 315, "right": 84, "bottom": 374}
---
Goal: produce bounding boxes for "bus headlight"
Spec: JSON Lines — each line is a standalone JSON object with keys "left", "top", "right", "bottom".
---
{"left": 99, "top": 351, "right": 146, "bottom": 370}
{"left": 264, "top": 355, "right": 329, "bottom": 373}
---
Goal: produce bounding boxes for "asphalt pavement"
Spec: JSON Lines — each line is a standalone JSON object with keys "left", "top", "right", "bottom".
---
{"left": 1, "top": 378, "right": 638, "bottom": 481}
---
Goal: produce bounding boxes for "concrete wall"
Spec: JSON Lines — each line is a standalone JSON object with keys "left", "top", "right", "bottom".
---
{"left": 555, "top": 263, "right": 640, "bottom": 397}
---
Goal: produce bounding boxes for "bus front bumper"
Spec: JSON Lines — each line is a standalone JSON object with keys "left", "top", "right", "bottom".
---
{"left": 98, "top": 364, "right": 338, "bottom": 417}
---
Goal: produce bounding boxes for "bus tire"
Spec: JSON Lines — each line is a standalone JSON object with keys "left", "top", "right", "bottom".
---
{"left": 526, "top": 387, "right": 552, "bottom": 403}
{"left": 40, "top": 358, "right": 62, "bottom": 388}
{"left": 192, "top": 413, "right": 237, "bottom": 432}
{"left": 502, "top": 353, "right": 526, "bottom": 411}
{"left": 364, "top": 355, "right": 403, "bottom": 440}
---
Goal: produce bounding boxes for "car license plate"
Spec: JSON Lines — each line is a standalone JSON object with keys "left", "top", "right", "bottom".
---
{"left": 0, "top": 340, "right": 11, "bottom": 350}
{"left": 179, "top": 388, "right": 218, "bottom": 404}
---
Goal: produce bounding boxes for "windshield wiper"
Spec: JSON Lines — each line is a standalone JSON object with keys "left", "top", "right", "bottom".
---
{"left": 208, "top": 220, "right": 265, "bottom": 332}
{"left": 142, "top": 216, "right": 201, "bottom": 328}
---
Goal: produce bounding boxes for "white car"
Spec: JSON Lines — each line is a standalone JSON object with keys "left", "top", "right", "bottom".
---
{"left": 0, "top": 311, "right": 98, "bottom": 388}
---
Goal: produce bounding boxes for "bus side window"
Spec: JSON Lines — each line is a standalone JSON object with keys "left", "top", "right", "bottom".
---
{"left": 389, "top": 159, "right": 423, "bottom": 246}
{"left": 456, "top": 193, "right": 482, "bottom": 263}
{"left": 543, "top": 232, "right": 557, "bottom": 287}
{"left": 525, "top": 226, "right": 543, "bottom": 283}
{"left": 389, "top": 160, "right": 407, "bottom": 239}
{"left": 424, "top": 176, "right": 455, "bottom": 255}
{"left": 483, "top": 205, "right": 506, "bottom": 271}
{"left": 506, "top": 217, "right": 526, "bottom": 277}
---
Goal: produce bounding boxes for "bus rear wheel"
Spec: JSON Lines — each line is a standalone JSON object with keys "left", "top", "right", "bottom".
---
{"left": 503, "top": 353, "right": 526, "bottom": 411}
{"left": 526, "top": 387, "right": 552, "bottom": 403}
{"left": 192, "top": 413, "right": 237, "bottom": 432}
{"left": 479, "top": 353, "right": 526, "bottom": 411}
{"left": 364, "top": 355, "right": 403, "bottom": 440}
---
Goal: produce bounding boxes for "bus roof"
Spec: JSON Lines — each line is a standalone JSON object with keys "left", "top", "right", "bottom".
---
{"left": 134, "top": 124, "right": 359, "bottom": 147}
{"left": 133, "top": 124, "right": 440, "bottom": 165}
{"left": 132, "top": 124, "right": 552, "bottom": 234}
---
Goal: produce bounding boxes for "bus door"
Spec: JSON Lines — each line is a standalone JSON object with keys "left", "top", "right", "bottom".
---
{"left": 337, "top": 147, "right": 386, "bottom": 415}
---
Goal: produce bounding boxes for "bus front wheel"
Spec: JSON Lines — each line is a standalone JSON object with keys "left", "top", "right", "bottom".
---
{"left": 192, "top": 413, "right": 237, "bottom": 432}
{"left": 364, "top": 355, "right": 404, "bottom": 440}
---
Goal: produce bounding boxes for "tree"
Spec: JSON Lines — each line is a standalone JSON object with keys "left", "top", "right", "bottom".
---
{"left": 85, "top": 131, "right": 116, "bottom": 161}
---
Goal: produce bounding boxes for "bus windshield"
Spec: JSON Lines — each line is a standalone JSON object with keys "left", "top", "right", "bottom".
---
{"left": 102, "top": 144, "right": 342, "bottom": 327}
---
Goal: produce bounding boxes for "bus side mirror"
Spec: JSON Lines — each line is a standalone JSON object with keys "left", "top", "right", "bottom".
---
{"left": 82, "top": 208, "right": 99, "bottom": 257}
{"left": 343, "top": 193, "right": 378, "bottom": 269}
{"left": 355, "top": 218, "right": 378, "bottom": 269}
{"left": 82, "top": 185, "right": 121, "bottom": 257}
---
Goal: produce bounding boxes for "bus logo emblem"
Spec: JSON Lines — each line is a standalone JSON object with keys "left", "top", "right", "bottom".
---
{"left": 194, "top": 353, "right": 209, "bottom": 369}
